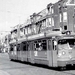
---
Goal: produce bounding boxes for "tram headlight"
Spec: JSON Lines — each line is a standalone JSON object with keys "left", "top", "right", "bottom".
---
{"left": 62, "top": 51, "right": 66, "bottom": 55}
{"left": 58, "top": 51, "right": 66, "bottom": 57}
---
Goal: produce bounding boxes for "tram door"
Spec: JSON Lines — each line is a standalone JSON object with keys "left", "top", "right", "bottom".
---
{"left": 20, "top": 42, "right": 28, "bottom": 62}
{"left": 27, "top": 42, "right": 34, "bottom": 63}
{"left": 52, "top": 39, "right": 57, "bottom": 67}
{"left": 48, "top": 39, "right": 53, "bottom": 66}
{"left": 13, "top": 44, "right": 17, "bottom": 60}
{"left": 17, "top": 44, "right": 21, "bottom": 60}
{"left": 48, "top": 39, "right": 57, "bottom": 67}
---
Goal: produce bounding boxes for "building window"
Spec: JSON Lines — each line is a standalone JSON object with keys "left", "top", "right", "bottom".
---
{"left": 24, "top": 28, "right": 25, "bottom": 34}
{"left": 52, "top": 18, "right": 54, "bottom": 26}
{"left": 20, "top": 28, "right": 24, "bottom": 37}
{"left": 41, "top": 20, "right": 46, "bottom": 29}
{"left": 60, "top": 13, "right": 62, "bottom": 22}
{"left": 11, "top": 32, "right": 17, "bottom": 39}
{"left": 25, "top": 27, "right": 28, "bottom": 35}
{"left": 48, "top": 18, "right": 51, "bottom": 25}
{"left": 46, "top": 18, "right": 52, "bottom": 27}
{"left": 28, "top": 26, "right": 32, "bottom": 34}
{"left": 64, "top": 25, "right": 67, "bottom": 30}
{"left": 51, "top": 7, "right": 54, "bottom": 14}
{"left": 37, "top": 22, "right": 42, "bottom": 33}
{"left": 63, "top": 12, "right": 67, "bottom": 22}
{"left": 32, "top": 25, "right": 36, "bottom": 33}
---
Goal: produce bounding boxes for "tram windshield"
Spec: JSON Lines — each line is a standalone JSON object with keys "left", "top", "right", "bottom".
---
{"left": 58, "top": 39, "right": 75, "bottom": 50}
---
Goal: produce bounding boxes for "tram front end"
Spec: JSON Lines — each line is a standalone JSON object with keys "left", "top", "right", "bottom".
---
{"left": 57, "top": 38, "right": 75, "bottom": 67}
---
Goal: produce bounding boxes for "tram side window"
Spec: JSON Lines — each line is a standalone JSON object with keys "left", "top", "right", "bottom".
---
{"left": 34, "top": 43, "right": 39, "bottom": 51}
{"left": 28, "top": 43, "right": 31, "bottom": 51}
{"left": 23, "top": 44, "right": 27, "bottom": 51}
{"left": 21, "top": 42, "right": 27, "bottom": 51}
{"left": 34, "top": 40, "right": 47, "bottom": 51}
{"left": 48, "top": 40, "right": 52, "bottom": 50}
{"left": 36, "top": 44, "right": 39, "bottom": 48}
{"left": 17, "top": 44, "right": 20, "bottom": 51}
{"left": 42, "top": 42, "right": 47, "bottom": 50}
{"left": 10, "top": 46, "right": 13, "bottom": 51}
{"left": 53, "top": 40, "right": 57, "bottom": 50}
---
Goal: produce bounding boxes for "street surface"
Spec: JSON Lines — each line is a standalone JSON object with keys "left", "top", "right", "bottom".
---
{"left": 0, "top": 53, "right": 75, "bottom": 75}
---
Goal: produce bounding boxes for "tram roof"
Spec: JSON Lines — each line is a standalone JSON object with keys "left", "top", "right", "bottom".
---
{"left": 18, "top": 31, "right": 75, "bottom": 43}
{"left": 10, "top": 31, "right": 75, "bottom": 44}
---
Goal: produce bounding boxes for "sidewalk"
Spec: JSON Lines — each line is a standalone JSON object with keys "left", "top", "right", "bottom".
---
{"left": 0, "top": 70, "right": 10, "bottom": 75}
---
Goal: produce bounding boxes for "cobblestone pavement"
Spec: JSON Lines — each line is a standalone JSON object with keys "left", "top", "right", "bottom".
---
{"left": 0, "top": 53, "right": 75, "bottom": 75}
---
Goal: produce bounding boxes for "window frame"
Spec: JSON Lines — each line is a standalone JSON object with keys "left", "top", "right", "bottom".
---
{"left": 34, "top": 39, "right": 47, "bottom": 51}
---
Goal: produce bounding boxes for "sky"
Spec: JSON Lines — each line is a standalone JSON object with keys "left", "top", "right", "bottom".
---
{"left": 0, "top": 0, "right": 59, "bottom": 37}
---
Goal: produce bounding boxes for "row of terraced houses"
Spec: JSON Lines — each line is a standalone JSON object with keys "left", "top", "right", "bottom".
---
{"left": 1, "top": 0, "right": 75, "bottom": 53}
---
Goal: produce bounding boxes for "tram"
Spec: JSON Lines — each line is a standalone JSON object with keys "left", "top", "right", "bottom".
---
{"left": 9, "top": 31, "right": 75, "bottom": 68}
{"left": 8, "top": 0, "right": 75, "bottom": 69}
